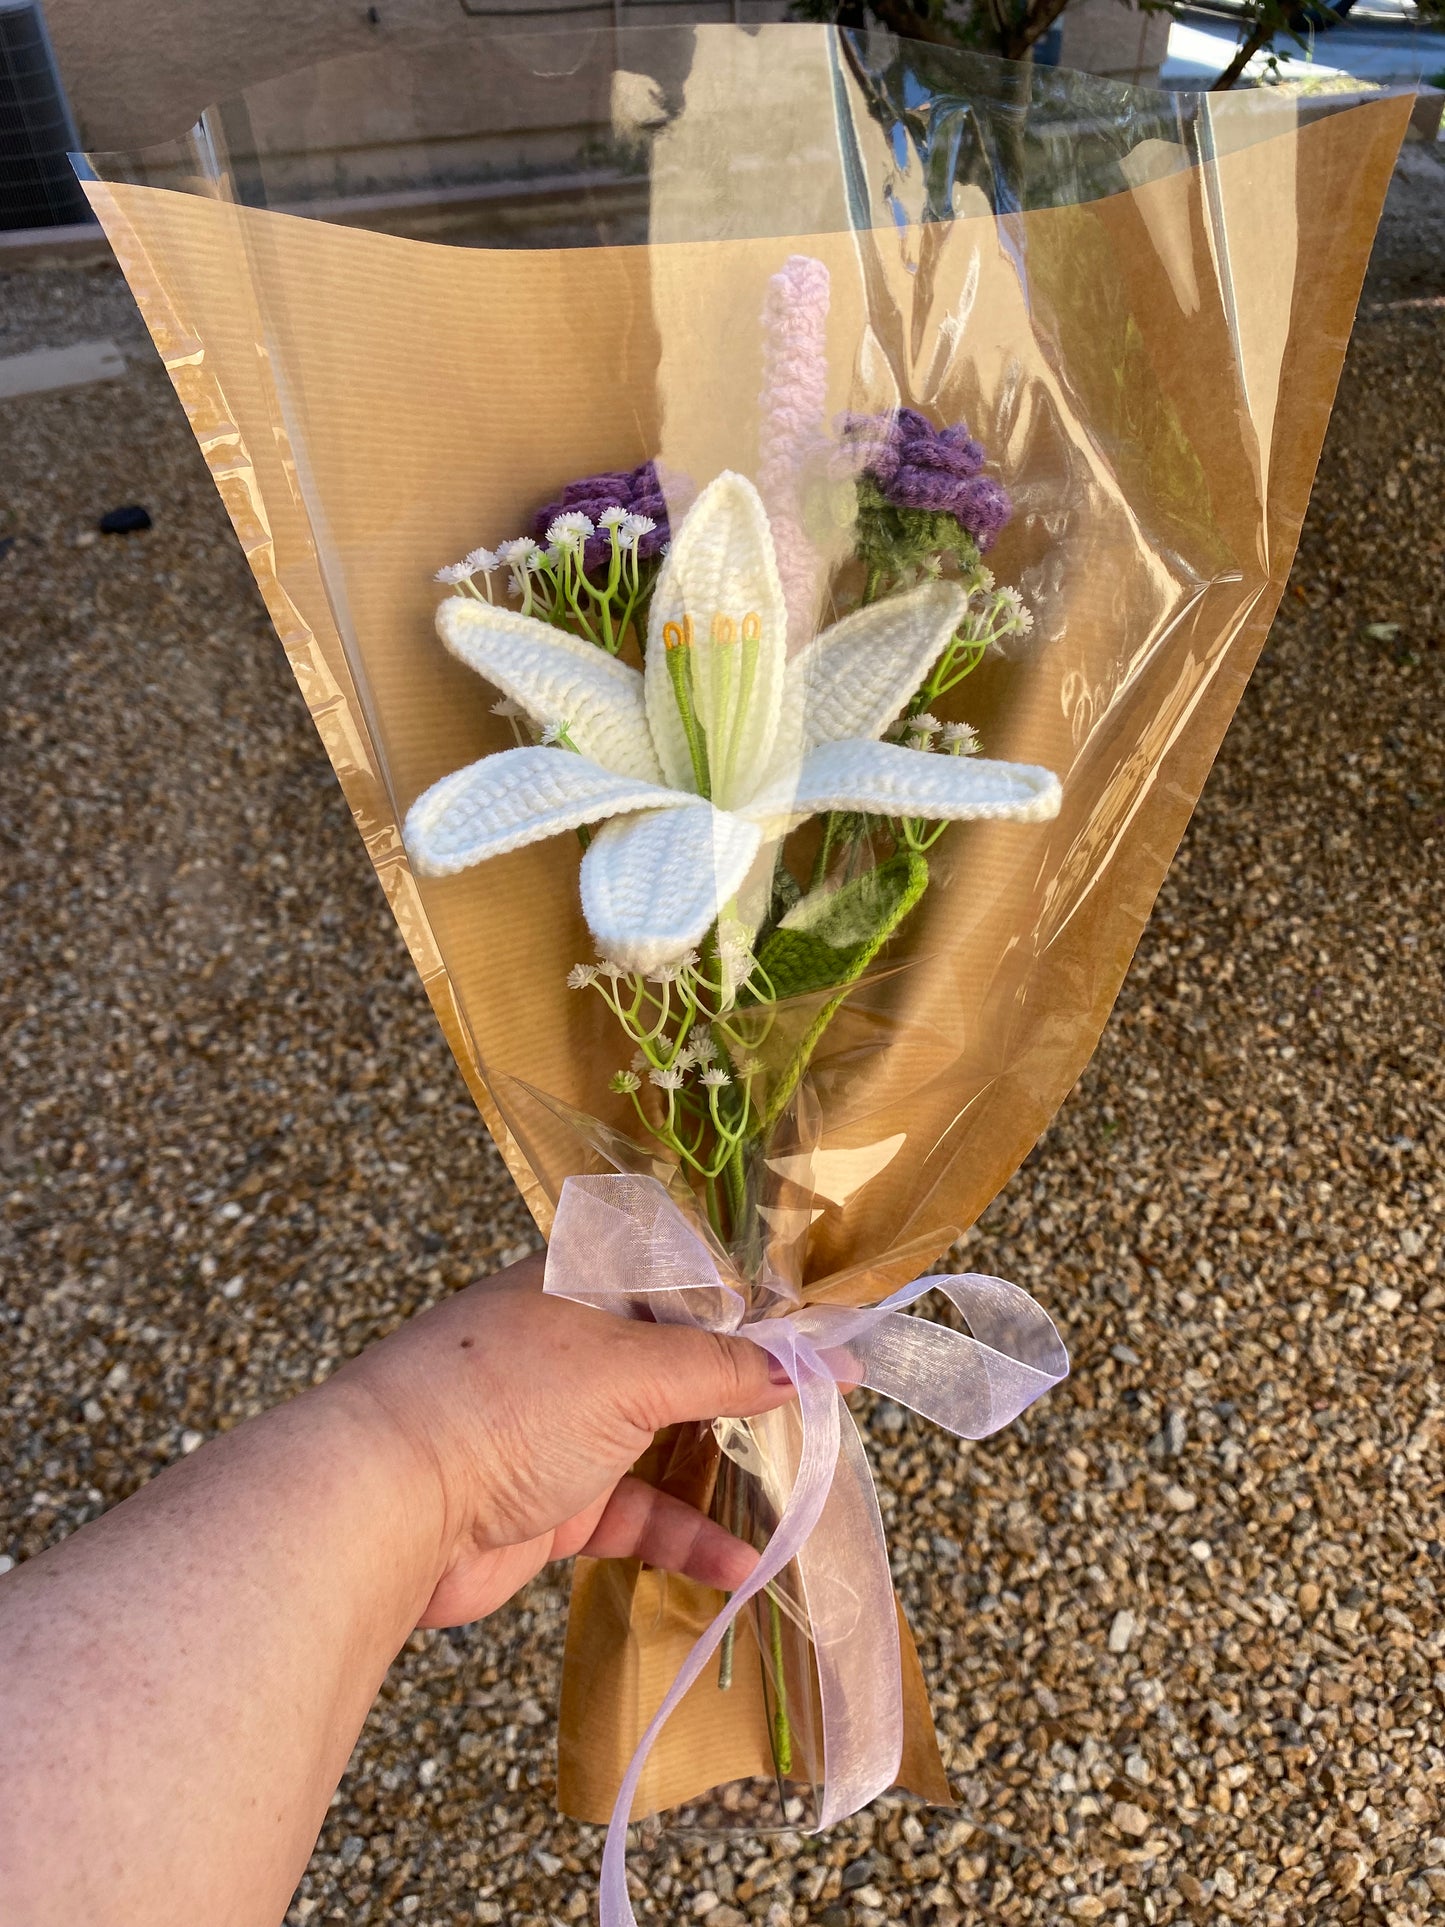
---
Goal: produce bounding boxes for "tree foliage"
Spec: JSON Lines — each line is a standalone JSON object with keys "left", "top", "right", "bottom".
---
{"left": 793, "top": 0, "right": 1445, "bottom": 91}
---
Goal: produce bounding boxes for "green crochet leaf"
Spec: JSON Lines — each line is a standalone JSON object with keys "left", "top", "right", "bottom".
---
{"left": 747, "top": 852, "right": 930, "bottom": 1134}
{"left": 755, "top": 849, "right": 929, "bottom": 1002}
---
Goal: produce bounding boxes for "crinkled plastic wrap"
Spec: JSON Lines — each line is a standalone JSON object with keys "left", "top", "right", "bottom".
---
{"left": 81, "top": 22, "right": 1411, "bottom": 1833}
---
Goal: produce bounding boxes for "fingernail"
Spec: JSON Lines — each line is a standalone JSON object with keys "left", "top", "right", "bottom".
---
{"left": 767, "top": 1358, "right": 793, "bottom": 1386}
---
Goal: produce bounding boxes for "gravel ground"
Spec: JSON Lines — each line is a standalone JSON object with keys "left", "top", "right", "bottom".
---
{"left": 2, "top": 146, "right": 1443, "bottom": 1927}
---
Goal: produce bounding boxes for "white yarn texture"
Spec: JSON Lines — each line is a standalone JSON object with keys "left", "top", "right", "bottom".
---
{"left": 405, "top": 471, "right": 1061, "bottom": 969}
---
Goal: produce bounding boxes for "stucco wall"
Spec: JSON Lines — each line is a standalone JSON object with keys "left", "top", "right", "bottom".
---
{"left": 43, "top": 0, "right": 770, "bottom": 154}
{"left": 1059, "top": 0, "right": 1171, "bottom": 86}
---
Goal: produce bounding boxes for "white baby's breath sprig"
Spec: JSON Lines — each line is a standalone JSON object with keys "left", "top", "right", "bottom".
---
{"left": 648, "top": 1066, "right": 685, "bottom": 1091}
{"left": 493, "top": 536, "right": 551, "bottom": 618}
{"left": 649, "top": 951, "right": 699, "bottom": 986}
{"left": 686, "top": 1024, "right": 718, "bottom": 1064}
{"left": 995, "top": 585, "right": 1034, "bottom": 635}
{"left": 609, "top": 1068, "right": 641, "bottom": 1094}
{"left": 905, "top": 713, "right": 943, "bottom": 748}
{"left": 547, "top": 511, "right": 595, "bottom": 551}
{"left": 567, "top": 963, "right": 600, "bottom": 989}
{"left": 699, "top": 1065, "right": 731, "bottom": 1089}
{"left": 942, "top": 722, "right": 981, "bottom": 756}
{"left": 435, "top": 547, "right": 499, "bottom": 602}
{"left": 618, "top": 512, "right": 655, "bottom": 549}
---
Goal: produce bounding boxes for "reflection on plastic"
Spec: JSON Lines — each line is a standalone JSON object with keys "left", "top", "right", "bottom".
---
{"left": 78, "top": 19, "right": 1412, "bottom": 1836}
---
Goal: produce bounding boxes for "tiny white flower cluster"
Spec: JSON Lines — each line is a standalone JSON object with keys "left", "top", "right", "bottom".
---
{"left": 996, "top": 585, "right": 1035, "bottom": 637}
{"left": 433, "top": 546, "right": 501, "bottom": 595}
{"left": 890, "top": 711, "right": 981, "bottom": 760}
{"left": 443, "top": 506, "right": 660, "bottom": 652}
{"left": 541, "top": 509, "right": 656, "bottom": 553}
{"left": 958, "top": 580, "right": 1033, "bottom": 647}
{"left": 903, "top": 712, "right": 944, "bottom": 747}
{"left": 570, "top": 958, "right": 667, "bottom": 994}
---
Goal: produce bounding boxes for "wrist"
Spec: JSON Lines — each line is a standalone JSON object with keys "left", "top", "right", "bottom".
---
{"left": 310, "top": 1367, "right": 457, "bottom": 1631}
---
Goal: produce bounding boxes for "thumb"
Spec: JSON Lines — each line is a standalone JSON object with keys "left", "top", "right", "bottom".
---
{"left": 625, "top": 1323, "right": 798, "bottom": 1430}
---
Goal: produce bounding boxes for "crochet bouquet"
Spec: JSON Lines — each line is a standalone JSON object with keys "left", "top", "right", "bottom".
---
{"left": 79, "top": 21, "right": 1412, "bottom": 1922}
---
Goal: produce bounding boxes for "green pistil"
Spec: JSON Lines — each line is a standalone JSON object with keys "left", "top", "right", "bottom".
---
{"left": 665, "top": 636, "right": 712, "bottom": 798}
{"left": 720, "top": 628, "right": 761, "bottom": 801}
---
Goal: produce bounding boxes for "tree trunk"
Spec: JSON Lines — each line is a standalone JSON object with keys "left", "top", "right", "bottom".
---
{"left": 1211, "top": 18, "right": 1275, "bottom": 90}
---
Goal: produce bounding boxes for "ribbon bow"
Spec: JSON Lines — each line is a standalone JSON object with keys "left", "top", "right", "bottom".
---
{"left": 543, "top": 1173, "right": 1069, "bottom": 1927}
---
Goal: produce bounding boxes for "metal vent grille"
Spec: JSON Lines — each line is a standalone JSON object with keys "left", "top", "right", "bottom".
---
{"left": 0, "top": 1, "right": 87, "bottom": 230}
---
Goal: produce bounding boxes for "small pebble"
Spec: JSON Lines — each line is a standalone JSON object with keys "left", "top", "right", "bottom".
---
{"left": 1107, "top": 1609, "right": 1136, "bottom": 1654}
{"left": 97, "top": 503, "right": 152, "bottom": 534}
{"left": 1112, "top": 1801, "right": 1150, "bottom": 1838}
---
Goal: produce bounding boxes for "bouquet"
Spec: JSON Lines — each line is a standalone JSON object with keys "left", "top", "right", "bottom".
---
{"left": 78, "top": 22, "right": 1413, "bottom": 1922}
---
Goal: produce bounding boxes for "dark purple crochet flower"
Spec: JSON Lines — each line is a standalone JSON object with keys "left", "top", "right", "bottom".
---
{"left": 843, "top": 407, "right": 1012, "bottom": 551}
{"left": 532, "top": 460, "right": 670, "bottom": 573}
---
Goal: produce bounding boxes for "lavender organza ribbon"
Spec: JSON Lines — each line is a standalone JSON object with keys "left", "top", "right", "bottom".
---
{"left": 543, "top": 1173, "right": 1069, "bottom": 1927}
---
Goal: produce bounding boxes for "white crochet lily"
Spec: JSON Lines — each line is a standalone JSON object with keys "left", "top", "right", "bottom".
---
{"left": 405, "top": 471, "right": 1060, "bottom": 970}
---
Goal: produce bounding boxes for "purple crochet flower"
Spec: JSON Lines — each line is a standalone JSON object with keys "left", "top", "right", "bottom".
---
{"left": 843, "top": 407, "right": 1013, "bottom": 551}
{"left": 532, "top": 461, "right": 669, "bottom": 573}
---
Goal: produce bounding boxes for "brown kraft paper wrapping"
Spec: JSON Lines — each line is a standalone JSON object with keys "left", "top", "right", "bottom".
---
{"left": 82, "top": 84, "right": 1411, "bottom": 1819}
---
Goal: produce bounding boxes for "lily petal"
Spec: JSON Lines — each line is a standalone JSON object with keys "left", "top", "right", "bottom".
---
{"left": 405, "top": 745, "right": 691, "bottom": 877}
{"left": 580, "top": 800, "right": 764, "bottom": 972}
{"left": 746, "top": 737, "right": 1062, "bottom": 829}
{"left": 780, "top": 579, "right": 968, "bottom": 754}
{"left": 437, "top": 597, "right": 661, "bottom": 784}
{"left": 646, "top": 472, "right": 788, "bottom": 810}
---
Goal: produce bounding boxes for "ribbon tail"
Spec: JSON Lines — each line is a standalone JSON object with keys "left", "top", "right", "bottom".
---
{"left": 596, "top": 1352, "right": 840, "bottom": 1927}
{"left": 796, "top": 1390, "right": 903, "bottom": 1826}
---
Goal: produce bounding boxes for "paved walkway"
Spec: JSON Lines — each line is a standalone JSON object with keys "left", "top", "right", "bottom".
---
{"left": 1163, "top": 4, "right": 1445, "bottom": 87}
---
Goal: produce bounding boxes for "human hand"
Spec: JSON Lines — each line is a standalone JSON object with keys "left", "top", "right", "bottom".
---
{"left": 334, "top": 1253, "right": 795, "bottom": 1627}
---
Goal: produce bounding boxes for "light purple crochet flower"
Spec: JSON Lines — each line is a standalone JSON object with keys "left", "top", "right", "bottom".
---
{"left": 843, "top": 406, "right": 1013, "bottom": 551}
{"left": 532, "top": 461, "right": 669, "bottom": 573}
{"left": 757, "top": 254, "right": 833, "bottom": 648}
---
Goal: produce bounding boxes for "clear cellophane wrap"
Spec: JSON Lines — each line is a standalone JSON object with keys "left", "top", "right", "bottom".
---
{"left": 82, "top": 22, "right": 1412, "bottom": 1825}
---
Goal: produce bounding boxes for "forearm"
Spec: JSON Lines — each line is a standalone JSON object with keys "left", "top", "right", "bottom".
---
{"left": 0, "top": 1375, "right": 445, "bottom": 1927}
{"left": 0, "top": 1254, "right": 790, "bottom": 1927}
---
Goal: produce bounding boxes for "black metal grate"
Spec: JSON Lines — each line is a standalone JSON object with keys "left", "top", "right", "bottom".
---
{"left": 0, "top": 1, "right": 88, "bottom": 230}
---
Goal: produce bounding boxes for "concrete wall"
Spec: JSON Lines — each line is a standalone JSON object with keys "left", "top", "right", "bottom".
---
{"left": 47, "top": 0, "right": 1172, "bottom": 157}
{"left": 42, "top": 0, "right": 762, "bottom": 154}
{"left": 1059, "top": 0, "right": 1171, "bottom": 87}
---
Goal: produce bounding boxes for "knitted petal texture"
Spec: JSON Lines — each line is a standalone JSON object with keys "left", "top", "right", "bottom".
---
{"left": 749, "top": 737, "right": 1061, "bottom": 827}
{"left": 646, "top": 472, "right": 788, "bottom": 810}
{"left": 580, "top": 800, "right": 764, "bottom": 972}
{"left": 405, "top": 746, "right": 688, "bottom": 876}
{"left": 436, "top": 598, "right": 661, "bottom": 784}
{"left": 757, "top": 254, "right": 831, "bottom": 650}
{"left": 783, "top": 580, "right": 967, "bottom": 755}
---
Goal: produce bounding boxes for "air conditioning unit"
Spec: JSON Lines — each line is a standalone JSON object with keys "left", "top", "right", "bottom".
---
{"left": 0, "top": 0, "right": 88, "bottom": 230}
